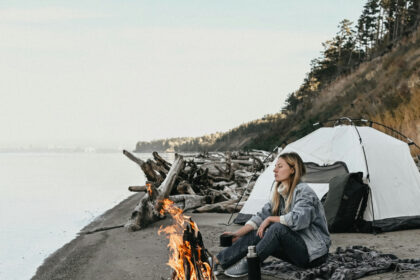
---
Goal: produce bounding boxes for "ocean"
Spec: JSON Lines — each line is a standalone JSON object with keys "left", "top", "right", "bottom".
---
{"left": 0, "top": 152, "right": 174, "bottom": 280}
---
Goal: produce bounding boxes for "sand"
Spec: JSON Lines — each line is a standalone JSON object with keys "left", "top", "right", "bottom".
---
{"left": 32, "top": 193, "right": 420, "bottom": 280}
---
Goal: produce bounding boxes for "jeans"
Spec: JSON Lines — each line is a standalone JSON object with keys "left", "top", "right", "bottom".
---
{"left": 217, "top": 223, "right": 327, "bottom": 269}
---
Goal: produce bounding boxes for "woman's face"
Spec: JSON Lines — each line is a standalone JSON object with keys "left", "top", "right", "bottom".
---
{"left": 273, "top": 157, "right": 294, "bottom": 183}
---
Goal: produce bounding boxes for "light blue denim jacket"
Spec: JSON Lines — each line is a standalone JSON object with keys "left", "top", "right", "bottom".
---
{"left": 246, "top": 182, "right": 331, "bottom": 261}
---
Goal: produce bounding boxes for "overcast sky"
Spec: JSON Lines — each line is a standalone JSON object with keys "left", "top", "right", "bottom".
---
{"left": 0, "top": 0, "right": 365, "bottom": 149}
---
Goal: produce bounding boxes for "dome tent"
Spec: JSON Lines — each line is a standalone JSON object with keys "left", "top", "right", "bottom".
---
{"left": 234, "top": 123, "right": 420, "bottom": 232}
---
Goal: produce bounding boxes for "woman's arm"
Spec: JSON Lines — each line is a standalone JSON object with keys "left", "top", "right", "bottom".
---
{"left": 225, "top": 202, "right": 275, "bottom": 242}
{"left": 256, "top": 216, "right": 281, "bottom": 238}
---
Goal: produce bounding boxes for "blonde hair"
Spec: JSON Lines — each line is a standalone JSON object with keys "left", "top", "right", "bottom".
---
{"left": 271, "top": 152, "right": 306, "bottom": 215}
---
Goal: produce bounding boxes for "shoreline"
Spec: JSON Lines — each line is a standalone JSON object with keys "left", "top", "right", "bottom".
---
{"left": 31, "top": 192, "right": 142, "bottom": 280}
{"left": 32, "top": 192, "right": 420, "bottom": 280}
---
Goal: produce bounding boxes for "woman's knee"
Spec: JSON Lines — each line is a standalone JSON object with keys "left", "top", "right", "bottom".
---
{"left": 266, "top": 223, "right": 289, "bottom": 236}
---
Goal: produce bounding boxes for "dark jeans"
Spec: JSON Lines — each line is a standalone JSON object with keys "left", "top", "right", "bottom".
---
{"left": 217, "top": 223, "right": 326, "bottom": 269}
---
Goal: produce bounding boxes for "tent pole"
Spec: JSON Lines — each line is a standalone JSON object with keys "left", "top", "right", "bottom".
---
{"left": 352, "top": 124, "right": 377, "bottom": 234}
{"left": 321, "top": 117, "right": 420, "bottom": 152}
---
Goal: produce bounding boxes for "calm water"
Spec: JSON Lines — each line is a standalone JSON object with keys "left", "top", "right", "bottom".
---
{"left": 0, "top": 152, "right": 174, "bottom": 280}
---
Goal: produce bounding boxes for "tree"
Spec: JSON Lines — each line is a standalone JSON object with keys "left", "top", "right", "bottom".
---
{"left": 284, "top": 93, "right": 299, "bottom": 112}
{"left": 335, "top": 19, "right": 357, "bottom": 72}
{"left": 357, "top": 0, "right": 380, "bottom": 54}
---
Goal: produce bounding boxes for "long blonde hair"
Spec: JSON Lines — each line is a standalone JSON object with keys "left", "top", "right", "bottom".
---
{"left": 271, "top": 152, "right": 306, "bottom": 215}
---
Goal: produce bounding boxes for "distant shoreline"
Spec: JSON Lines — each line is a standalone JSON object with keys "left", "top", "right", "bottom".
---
{"left": 0, "top": 149, "right": 122, "bottom": 154}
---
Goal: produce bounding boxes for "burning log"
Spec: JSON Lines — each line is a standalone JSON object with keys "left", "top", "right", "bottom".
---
{"left": 158, "top": 199, "right": 215, "bottom": 280}
{"left": 124, "top": 154, "right": 185, "bottom": 231}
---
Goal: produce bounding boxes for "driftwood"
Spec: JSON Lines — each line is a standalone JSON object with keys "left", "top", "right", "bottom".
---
{"left": 152, "top": 151, "right": 171, "bottom": 170}
{"left": 123, "top": 149, "right": 277, "bottom": 230}
{"left": 193, "top": 200, "right": 245, "bottom": 213}
{"left": 169, "top": 194, "right": 207, "bottom": 212}
{"left": 124, "top": 154, "right": 185, "bottom": 231}
{"left": 123, "top": 150, "right": 163, "bottom": 185}
{"left": 251, "top": 155, "right": 265, "bottom": 171}
{"left": 128, "top": 185, "right": 148, "bottom": 192}
{"left": 81, "top": 224, "right": 124, "bottom": 235}
{"left": 231, "top": 159, "right": 254, "bottom": 166}
{"left": 223, "top": 184, "right": 240, "bottom": 200}
{"left": 176, "top": 180, "right": 196, "bottom": 195}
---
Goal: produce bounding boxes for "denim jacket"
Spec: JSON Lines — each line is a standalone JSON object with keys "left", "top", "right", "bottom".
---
{"left": 246, "top": 182, "right": 331, "bottom": 261}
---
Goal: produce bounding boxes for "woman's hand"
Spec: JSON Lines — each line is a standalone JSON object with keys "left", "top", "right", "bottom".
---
{"left": 223, "top": 231, "right": 240, "bottom": 243}
{"left": 257, "top": 216, "right": 275, "bottom": 238}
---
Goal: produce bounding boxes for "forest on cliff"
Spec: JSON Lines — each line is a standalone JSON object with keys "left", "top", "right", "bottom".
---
{"left": 135, "top": 0, "right": 420, "bottom": 153}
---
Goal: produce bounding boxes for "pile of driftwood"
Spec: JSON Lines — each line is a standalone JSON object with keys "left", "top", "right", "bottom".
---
{"left": 123, "top": 150, "right": 275, "bottom": 231}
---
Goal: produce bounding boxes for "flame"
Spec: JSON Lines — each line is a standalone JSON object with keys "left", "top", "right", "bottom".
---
{"left": 158, "top": 198, "right": 213, "bottom": 280}
{"left": 146, "top": 183, "right": 153, "bottom": 196}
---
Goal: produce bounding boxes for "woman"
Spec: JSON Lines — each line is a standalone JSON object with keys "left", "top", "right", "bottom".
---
{"left": 215, "top": 152, "right": 331, "bottom": 278}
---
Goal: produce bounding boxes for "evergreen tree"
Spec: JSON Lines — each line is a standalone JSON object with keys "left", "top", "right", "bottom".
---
{"left": 362, "top": 0, "right": 380, "bottom": 50}
{"left": 284, "top": 93, "right": 299, "bottom": 112}
{"left": 335, "top": 19, "right": 357, "bottom": 72}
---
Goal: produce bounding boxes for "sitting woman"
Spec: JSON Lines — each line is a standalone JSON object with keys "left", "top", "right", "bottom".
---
{"left": 215, "top": 152, "right": 331, "bottom": 278}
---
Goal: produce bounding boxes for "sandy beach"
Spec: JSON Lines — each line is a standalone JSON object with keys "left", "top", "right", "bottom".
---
{"left": 32, "top": 192, "right": 420, "bottom": 280}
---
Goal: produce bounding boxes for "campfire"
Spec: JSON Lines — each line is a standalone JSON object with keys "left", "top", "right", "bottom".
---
{"left": 158, "top": 198, "right": 215, "bottom": 280}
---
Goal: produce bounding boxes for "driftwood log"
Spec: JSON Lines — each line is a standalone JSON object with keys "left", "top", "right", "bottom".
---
{"left": 124, "top": 153, "right": 185, "bottom": 231}
{"left": 169, "top": 194, "right": 208, "bottom": 212}
{"left": 123, "top": 150, "right": 164, "bottom": 185}
{"left": 193, "top": 199, "right": 245, "bottom": 213}
{"left": 128, "top": 185, "right": 148, "bottom": 192}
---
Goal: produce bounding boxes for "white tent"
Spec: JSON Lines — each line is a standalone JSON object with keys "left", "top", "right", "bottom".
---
{"left": 236, "top": 125, "right": 420, "bottom": 232}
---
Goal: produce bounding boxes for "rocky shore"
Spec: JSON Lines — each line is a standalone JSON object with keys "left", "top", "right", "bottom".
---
{"left": 32, "top": 192, "right": 420, "bottom": 280}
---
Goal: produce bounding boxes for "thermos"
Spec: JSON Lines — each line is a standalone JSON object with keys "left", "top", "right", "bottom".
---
{"left": 246, "top": 246, "right": 261, "bottom": 280}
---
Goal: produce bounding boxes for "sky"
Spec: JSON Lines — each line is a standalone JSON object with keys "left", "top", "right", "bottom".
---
{"left": 0, "top": 0, "right": 366, "bottom": 150}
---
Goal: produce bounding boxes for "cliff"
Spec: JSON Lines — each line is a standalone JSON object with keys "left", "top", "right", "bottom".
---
{"left": 135, "top": 26, "right": 419, "bottom": 154}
